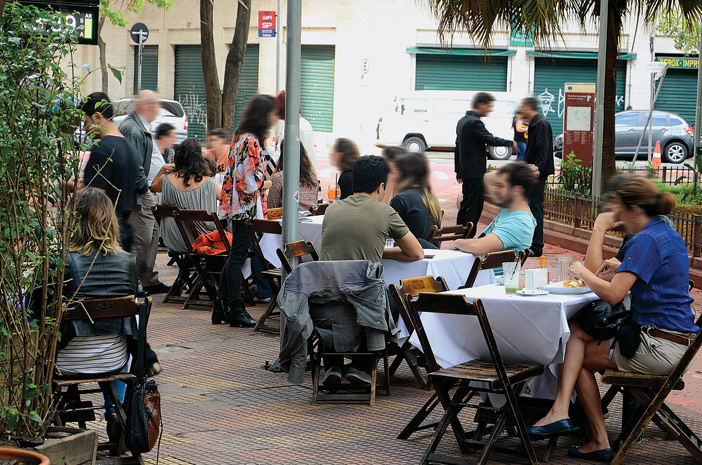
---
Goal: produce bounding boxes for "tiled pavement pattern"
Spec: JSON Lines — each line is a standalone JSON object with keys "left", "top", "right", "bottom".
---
{"left": 84, "top": 248, "right": 702, "bottom": 465}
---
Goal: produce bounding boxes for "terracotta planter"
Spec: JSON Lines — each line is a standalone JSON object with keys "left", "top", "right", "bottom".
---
{"left": 0, "top": 447, "right": 50, "bottom": 465}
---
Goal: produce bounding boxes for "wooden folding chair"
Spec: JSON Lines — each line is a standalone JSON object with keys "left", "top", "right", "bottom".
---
{"left": 175, "top": 210, "right": 254, "bottom": 309}
{"left": 53, "top": 296, "right": 152, "bottom": 464}
{"left": 425, "top": 222, "right": 474, "bottom": 243}
{"left": 601, "top": 315, "right": 702, "bottom": 464}
{"left": 388, "top": 275, "right": 449, "bottom": 391}
{"left": 152, "top": 205, "right": 191, "bottom": 304}
{"left": 463, "top": 249, "right": 519, "bottom": 288}
{"left": 309, "top": 203, "right": 329, "bottom": 216}
{"left": 409, "top": 293, "right": 543, "bottom": 465}
{"left": 247, "top": 219, "right": 283, "bottom": 332}
{"left": 267, "top": 207, "right": 283, "bottom": 220}
{"left": 275, "top": 240, "right": 319, "bottom": 274}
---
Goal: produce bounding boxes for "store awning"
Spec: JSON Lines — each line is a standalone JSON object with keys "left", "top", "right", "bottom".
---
{"left": 407, "top": 47, "right": 516, "bottom": 57}
{"left": 527, "top": 50, "right": 636, "bottom": 60}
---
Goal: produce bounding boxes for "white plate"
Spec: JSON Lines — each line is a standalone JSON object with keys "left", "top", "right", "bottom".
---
{"left": 543, "top": 281, "right": 592, "bottom": 295}
{"left": 516, "top": 289, "right": 550, "bottom": 296}
{"left": 495, "top": 275, "right": 505, "bottom": 285}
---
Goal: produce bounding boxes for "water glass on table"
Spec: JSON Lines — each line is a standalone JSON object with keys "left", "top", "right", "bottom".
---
{"left": 502, "top": 262, "right": 520, "bottom": 294}
{"left": 557, "top": 255, "right": 574, "bottom": 282}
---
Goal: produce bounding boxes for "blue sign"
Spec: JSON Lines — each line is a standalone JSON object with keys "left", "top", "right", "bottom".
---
{"left": 258, "top": 29, "right": 275, "bottom": 37}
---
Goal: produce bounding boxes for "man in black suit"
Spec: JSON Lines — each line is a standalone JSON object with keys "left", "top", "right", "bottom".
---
{"left": 519, "top": 97, "right": 554, "bottom": 257}
{"left": 454, "top": 92, "right": 513, "bottom": 236}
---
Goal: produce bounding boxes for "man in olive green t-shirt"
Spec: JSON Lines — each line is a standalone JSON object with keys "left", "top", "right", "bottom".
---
{"left": 317, "top": 156, "right": 423, "bottom": 386}
{"left": 320, "top": 156, "right": 423, "bottom": 263}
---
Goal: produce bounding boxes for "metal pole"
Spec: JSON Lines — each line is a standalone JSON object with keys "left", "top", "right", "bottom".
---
{"left": 282, "top": 0, "right": 300, "bottom": 256}
{"left": 693, "top": 30, "right": 702, "bottom": 193}
{"left": 276, "top": 0, "right": 282, "bottom": 93}
{"left": 633, "top": 70, "right": 666, "bottom": 163}
{"left": 137, "top": 32, "right": 144, "bottom": 93}
{"left": 592, "top": 0, "right": 609, "bottom": 197}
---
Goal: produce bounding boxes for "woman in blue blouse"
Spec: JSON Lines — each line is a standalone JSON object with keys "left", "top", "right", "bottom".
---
{"left": 527, "top": 177, "right": 698, "bottom": 462}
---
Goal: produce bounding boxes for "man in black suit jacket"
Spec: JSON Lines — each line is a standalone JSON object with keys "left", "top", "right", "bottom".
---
{"left": 519, "top": 97, "right": 554, "bottom": 257}
{"left": 454, "top": 92, "right": 512, "bottom": 236}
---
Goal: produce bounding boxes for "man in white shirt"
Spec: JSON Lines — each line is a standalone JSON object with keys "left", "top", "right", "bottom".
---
{"left": 119, "top": 90, "right": 170, "bottom": 294}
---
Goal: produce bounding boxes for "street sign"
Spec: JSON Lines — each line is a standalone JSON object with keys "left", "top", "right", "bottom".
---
{"left": 130, "top": 22, "right": 149, "bottom": 44}
{"left": 258, "top": 11, "right": 276, "bottom": 38}
{"left": 563, "top": 83, "right": 596, "bottom": 167}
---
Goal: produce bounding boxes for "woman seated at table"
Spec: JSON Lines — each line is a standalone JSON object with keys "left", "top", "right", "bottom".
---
{"left": 527, "top": 177, "right": 698, "bottom": 462}
{"left": 152, "top": 137, "right": 221, "bottom": 253}
{"left": 330, "top": 138, "right": 359, "bottom": 200}
{"left": 389, "top": 151, "right": 441, "bottom": 247}
{"left": 381, "top": 146, "right": 406, "bottom": 204}
{"left": 57, "top": 188, "right": 160, "bottom": 439}
{"left": 267, "top": 140, "right": 318, "bottom": 211}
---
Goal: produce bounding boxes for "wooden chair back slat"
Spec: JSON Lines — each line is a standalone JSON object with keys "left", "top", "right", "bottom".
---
{"left": 276, "top": 240, "right": 320, "bottom": 274}
{"left": 267, "top": 207, "right": 283, "bottom": 220}
{"left": 64, "top": 296, "right": 141, "bottom": 321}
{"left": 425, "top": 222, "right": 474, "bottom": 243}
{"left": 463, "top": 249, "right": 518, "bottom": 288}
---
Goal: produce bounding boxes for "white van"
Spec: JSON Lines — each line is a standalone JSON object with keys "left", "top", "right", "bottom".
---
{"left": 374, "top": 91, "right": 518, "bottom": 160}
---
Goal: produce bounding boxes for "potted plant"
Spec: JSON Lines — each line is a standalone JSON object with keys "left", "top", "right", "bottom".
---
{"left": 0, "top": 1, "right": 86, "bottom": 456}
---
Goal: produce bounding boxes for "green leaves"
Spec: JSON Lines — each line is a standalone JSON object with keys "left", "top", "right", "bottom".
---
{"left": 108, "top": 64, "right": 124, "bottom": 84}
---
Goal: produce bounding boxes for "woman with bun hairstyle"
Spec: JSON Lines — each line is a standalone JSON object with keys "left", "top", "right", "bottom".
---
{"left": 527, "top": 177, "right": 698, "bottom": 462}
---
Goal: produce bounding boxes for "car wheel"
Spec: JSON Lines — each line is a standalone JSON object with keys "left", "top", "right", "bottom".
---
{"left": 489, "top": 145, "right": 512, "bottom": 160}
{"left": 663, "top": 141, "right": 688, "bottom": 164}
{"left": 403, "top": 136, "right": 427, "bottom": 153}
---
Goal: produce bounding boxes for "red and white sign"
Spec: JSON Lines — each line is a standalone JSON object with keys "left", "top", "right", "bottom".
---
{"left": 258, "top": 11, "right": 275, "bottom": 30}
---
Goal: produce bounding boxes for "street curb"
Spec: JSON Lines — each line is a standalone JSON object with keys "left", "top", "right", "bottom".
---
{"left": 480, "top": 203, "right": 702, "bottom": 289}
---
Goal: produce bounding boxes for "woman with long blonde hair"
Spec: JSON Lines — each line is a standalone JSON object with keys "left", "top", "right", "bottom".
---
{"left": 389, "top": 152, "right": 442, "bottom": 246}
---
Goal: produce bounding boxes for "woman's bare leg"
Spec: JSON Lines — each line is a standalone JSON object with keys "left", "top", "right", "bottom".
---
{"left": 532, "top": 322, "right": 595, "bottom": 426}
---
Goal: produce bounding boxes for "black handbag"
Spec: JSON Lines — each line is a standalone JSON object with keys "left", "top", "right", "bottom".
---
{"left": 124, "top": 301, "right": 162, "bottom": 454}
{"left": 576, "top": 299, "right": 630, "bottom": 344}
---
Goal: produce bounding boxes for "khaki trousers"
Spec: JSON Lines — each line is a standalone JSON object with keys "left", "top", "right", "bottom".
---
{"left": 128, "top": 191, "right": 160, "bottom": 287}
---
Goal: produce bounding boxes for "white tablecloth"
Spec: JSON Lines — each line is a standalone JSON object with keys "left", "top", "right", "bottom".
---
{"left": 409, "top": 284, "right": 597, "bottom": 400}
{"left": 383, "top": 249, "right": 494, "bottom": 291}
{"left": 383, "top": 249, "right": 495, "bottom": 340}
{"left": 243, "top": 215, "right": 324, "bottom": 275}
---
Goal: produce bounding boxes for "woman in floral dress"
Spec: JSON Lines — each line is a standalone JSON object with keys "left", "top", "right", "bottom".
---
{"left": 213, "top": 95, "right": 278, "bottom": 327}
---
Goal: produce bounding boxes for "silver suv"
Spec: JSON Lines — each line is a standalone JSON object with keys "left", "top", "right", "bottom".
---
{"left": 554, "top": 110, "right": 695, "bottom": 164}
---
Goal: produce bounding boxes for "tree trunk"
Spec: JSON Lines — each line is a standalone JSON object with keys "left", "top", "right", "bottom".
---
{"left": 600, "top": 2, "right": 621, "bottom": 189}
{"left": 98, "top": 15, "right": 108, "bottom": 94}
{"left": 222, "top": 0, "right": 251, "bottom": 136}
{"left": 0, "top": 0, "right": 7, "bottom": 20}
{"left": 201, "top": 0, "right": 222, "bottom": 132}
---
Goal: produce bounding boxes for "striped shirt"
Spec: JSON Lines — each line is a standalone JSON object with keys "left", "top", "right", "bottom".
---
{"left": 55, "top": 335, "right": 128, "bottom": 375}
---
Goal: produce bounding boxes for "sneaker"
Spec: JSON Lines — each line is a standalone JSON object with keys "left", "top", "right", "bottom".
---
{"left": 322, "top": 366, "right": 342, "bottom": 385}
{"left": 255, "top": 296, "right": 272, "bottom": 304}
{"left": 345, "top": 366, "right": 372, "bottom": 385}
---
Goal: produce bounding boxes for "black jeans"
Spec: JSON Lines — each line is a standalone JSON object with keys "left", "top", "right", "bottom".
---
{"left": 457, "top": 179, "right": 484, "bottom": 237}
{"left": 528, "top": 177, "right": 547, "bottom": 256}
{"left": 217, "top": 219, "right": 251, "bottom": 303}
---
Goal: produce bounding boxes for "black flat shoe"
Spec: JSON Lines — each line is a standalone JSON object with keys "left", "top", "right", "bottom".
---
{"left": 212, "top": 298, "right": 228, "bottom": 324}
{"left": 567, "top": 446, "right": 613, "bottom": 462}
{"left": 527, "top": 418, "right": 574, "bottom": 437}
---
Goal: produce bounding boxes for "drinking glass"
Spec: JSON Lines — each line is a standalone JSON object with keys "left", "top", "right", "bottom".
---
{"left": 327, "top": 184, "right": 337, "bottom": 202}
{"left": 503, "top": 262, "right": 520, "bottom": 294}
{"left": 557, "top": 255, "right": 574, "bottom": 282}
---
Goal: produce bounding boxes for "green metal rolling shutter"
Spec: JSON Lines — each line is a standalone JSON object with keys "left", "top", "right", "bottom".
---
{"left": 174, "top": 45, "right": 206, "bottom": 141}
{"left": 533, "top": 57, "right": 626, "bottom": 138}
{"left": 655, "top": 68, "right": 697, "bottom": 125}
{"left": 232, "top": 44, "right": 260, "bottom": 132}
{"left": 415, "top": 55, "right": 508, "bottom": 91}
{"left": 301, "top": 45, "right": 335, "bottom": 133}
{"left": 133, "top": 45, "right": 158, "bottom": 92}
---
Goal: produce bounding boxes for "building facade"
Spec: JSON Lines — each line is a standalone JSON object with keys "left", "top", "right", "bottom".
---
{"left": 75, "top": 0, "right": 699, "bottom": 152}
